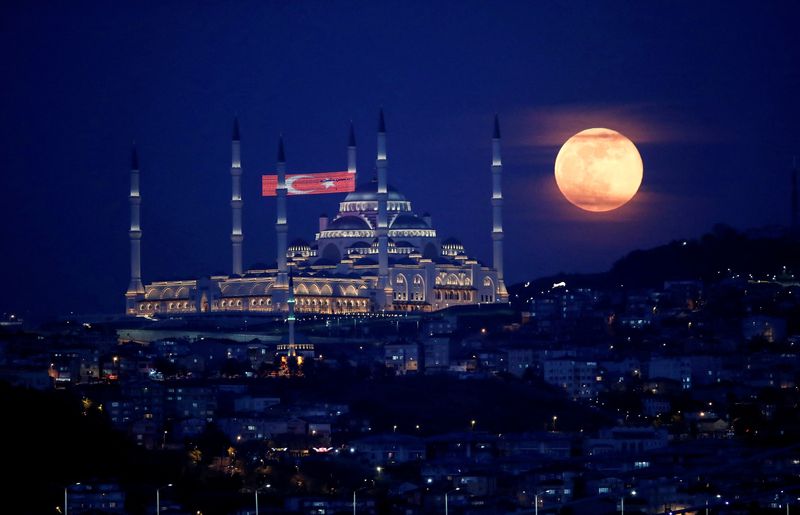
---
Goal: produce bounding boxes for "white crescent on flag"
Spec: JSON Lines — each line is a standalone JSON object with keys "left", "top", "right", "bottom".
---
{"left": 285, "top": 175, "right": 313, "bottom": 194}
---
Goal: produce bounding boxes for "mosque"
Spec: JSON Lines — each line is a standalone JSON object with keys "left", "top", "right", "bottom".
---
{"left": 124, "top": 110, "right": 508, "bottom": 317}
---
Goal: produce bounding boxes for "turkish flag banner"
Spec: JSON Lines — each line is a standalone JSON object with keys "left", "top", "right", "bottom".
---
{"left": 262, "top": 171, "right": 355, "bottom": 196}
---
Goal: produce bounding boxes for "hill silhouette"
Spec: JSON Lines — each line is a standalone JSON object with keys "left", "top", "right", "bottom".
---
{"left": 510, "top": 224, "right": 800, "bottom": 307}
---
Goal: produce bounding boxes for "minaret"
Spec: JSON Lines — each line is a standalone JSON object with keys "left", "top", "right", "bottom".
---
{"left": 792, "top": 156, "right": 798, "bottom": 230}
{"left": 287, "top": 269, "right": 296, "bottom": 357}
{"left": 274, "top": 135, "right": 289, "bottom": 310}
{"left": 230, "top": 117, "right": 244, "bottom": 275}
{"left": 125, "top": 144, "right": 145, "bottom": 311}
{"left": 376, "top": 109, "right": 392, "bottom": 307}
{"left": 491, "top": 115, "right": 508, "bottom": 302}
{"left": 348, "top": 121, "right": 357, "bottom": 178}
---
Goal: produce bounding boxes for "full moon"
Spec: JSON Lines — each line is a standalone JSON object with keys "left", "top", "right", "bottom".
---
{"left": 554, "top": 128, "right": 643, "bottom": 212}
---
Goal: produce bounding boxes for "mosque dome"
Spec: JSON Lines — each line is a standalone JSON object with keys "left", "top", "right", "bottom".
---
{"left": 344, "top": 177, "right": 407, "bottom": 202}
{"left": 326, "top": 215, "right": 372, "bottom": 231}
{"left": 287, "top": 239, "right": 314, "bottom": 259}
{"left": 390, "top": 214, "right": 429, "bottom": 230}
{"left": 441, "top": 237, "right": 465, "bottom": 257}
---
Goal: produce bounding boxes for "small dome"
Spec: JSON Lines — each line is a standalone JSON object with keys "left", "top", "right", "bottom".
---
{"left": 344, "top": 177, "right": 407, "bottom": 202}
{"left": 394, "top": 240, "right": 416, "bottom": 248}
{"left": 326, "top": 216, "right": 371, "bottom": 231}
{"left": 390, "top": 214, "right": 429, "bottom": 229}
{"left": 289, "top": 238, "right": 310, "bottom": 248}
{"left": 348, "top": 241, "right": 371, "bottom": 249}
{"left": 441, "top": 237, "right": 465, "bottom": 258}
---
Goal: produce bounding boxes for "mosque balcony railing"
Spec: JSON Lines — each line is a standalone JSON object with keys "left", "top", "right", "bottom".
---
{"left": 318, "top": 230, "right": 375, "bottom": 239}
{"left": 388, "top": 229, "right": 436, "bottom": 238}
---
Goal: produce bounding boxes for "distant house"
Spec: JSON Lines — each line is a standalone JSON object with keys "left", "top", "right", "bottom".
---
{"left": 697, "top": 417, "right": 731, "bottom": 438}
{"left": 543, "top": 359, "right": 601, "bottom": 400}
{"left": 67, "top": 482, "right": 126, "bottom": 513}
{"left": 349, "top": 433, "right": 426, "bottom": 465}
{"left": 497, "top": 432, "right": 572, "bottom": 459}
{"left": 504, "top": 347, "right": 536, "bottom": 377}
{"left": 234, "top": 395, "right": 281, "bottom": 414}
{"left": 742, "top": 315, "right": 787, "bottom": 343}
{"left": 217, "top": 416, "right": 289, "bottom": 441}
{"left": 423, "top": 337, "right": 450, "bottom": 372}
{"left": 385, "top": 341, "right": 420, "bottom": 374}
{"left": 586, "top": 426, "right": 669, "bottom": 456}
{"left": 647, "top": 357, "right": 692, "bottom": 390}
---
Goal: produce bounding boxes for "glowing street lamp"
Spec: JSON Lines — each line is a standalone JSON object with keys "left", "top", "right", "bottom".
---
{"left": 620, "top": 489, "right": 636, "bottom": 515}
{"left": 353, "top": 484, "right": 370, "bottom": 515}
{"left": 64, "top": 482, "right": 80, "bottom": 515}
{"left": 156, "top": 483, "right": 172, "bottom": 513}
{"left": 445, "top": 487, "right": 460, "bottom": 515}
{"left": 534, "top": 490, "right": 546, "bottom": 515}
{"left": 255, "top": 483, "right": 271, "bottom": 515}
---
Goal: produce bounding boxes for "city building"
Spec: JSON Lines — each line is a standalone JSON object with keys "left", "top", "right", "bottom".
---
{"left": 125, "top": 111, "right": 508, "bottom": 317}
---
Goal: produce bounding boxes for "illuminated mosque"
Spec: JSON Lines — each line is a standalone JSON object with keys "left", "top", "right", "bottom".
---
{"left": 125, "top": 110, "right": 508, "bottom": 317}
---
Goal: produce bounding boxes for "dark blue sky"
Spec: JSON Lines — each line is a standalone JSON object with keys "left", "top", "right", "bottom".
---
{"left": 1, "top": 1, "right": 799, "bottom": 320}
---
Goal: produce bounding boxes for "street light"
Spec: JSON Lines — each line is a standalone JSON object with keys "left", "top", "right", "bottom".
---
{"left": 534, "top": 490, "right": 546, "bottom": 515}
{"left": 353, "top": 484, "right": 370, "bottom": 515}
{"left": 620, "top": 489, "right": 636, "bottom": 515}
{"left": 156, "top": 483, "right": 172, "bottom": 513}
{"left": 64, "top": 482, "right": 80, "bottom": 515}
{"left": 255, "top": 483, "right": 271, "bottom": 515}
{"left": 445, "top": 487, "right": 460, "bottom": 515}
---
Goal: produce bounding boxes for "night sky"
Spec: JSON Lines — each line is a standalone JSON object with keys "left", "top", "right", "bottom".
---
{"left": 1, "top": 1, "right": 799, "bottom": 320}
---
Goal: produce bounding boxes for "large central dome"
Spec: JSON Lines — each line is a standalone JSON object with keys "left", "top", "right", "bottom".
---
{"left": 344, "top": 177, "right": 407, "bottom": 202}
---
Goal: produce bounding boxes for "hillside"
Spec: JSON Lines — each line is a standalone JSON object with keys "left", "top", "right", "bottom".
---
{"left": 509, "top": 224, "right": 800, "bottom": 307}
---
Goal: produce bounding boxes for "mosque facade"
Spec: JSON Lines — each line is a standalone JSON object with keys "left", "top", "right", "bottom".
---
{"left": 125, "top": 111, "right": 508, "bottom": 317}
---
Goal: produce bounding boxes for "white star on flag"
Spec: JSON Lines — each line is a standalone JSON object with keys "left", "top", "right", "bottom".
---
{"left": 322, "top": 180, "right": 335, "bottom": 189}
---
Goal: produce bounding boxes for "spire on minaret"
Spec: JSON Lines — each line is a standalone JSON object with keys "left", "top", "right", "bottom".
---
{"left": 378, "top": 107, "right": 386, "bottom": 133}
{"left": 230, "top": 117, "right": 244, "bottom": 275}
{"left": 277, "top": 134, "right": 286, "bottom": 162}
{"left": 490, "top": 115, "right": 508, "bottom": 302}
{"left": 348, "top": 121, "right": 357, "bottom": 177}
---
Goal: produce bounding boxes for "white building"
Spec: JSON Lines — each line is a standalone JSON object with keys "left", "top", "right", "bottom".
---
{"left": 125, "top": 112, "right": 509, "bottom": 317}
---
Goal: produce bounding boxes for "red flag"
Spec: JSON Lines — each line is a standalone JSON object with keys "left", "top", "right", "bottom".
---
{"left": 262, "top": 171, "right": 355, "bottom": 196}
